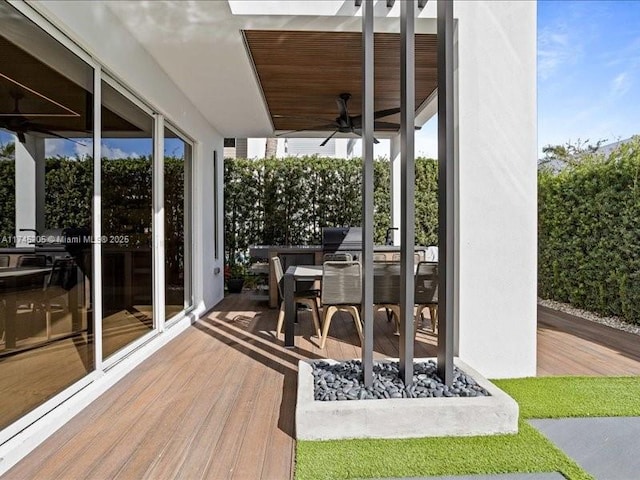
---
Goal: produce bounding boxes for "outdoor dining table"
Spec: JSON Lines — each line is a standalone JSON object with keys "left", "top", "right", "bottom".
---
{"left": 0, "top": 266, "right": 52, "bottom": 349}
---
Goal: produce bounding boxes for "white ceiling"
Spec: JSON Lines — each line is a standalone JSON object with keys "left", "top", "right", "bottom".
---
{"left": 106, "top": 1, "right": 437, "bottom": 138}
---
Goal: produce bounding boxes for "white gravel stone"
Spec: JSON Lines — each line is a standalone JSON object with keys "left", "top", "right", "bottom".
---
{"left": 538, "top": 298, "right": 640, "bottom": 336}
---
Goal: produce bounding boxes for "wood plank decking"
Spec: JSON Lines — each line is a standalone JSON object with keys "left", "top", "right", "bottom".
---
{"left": 4, "top": 298, "right": 640, "bottom": 480}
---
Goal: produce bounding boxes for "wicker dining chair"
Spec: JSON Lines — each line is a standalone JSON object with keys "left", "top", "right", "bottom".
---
{"left": 272, "top": 256, "right": 321, "bottom": 339}
{"left": 319, "top": 261, "right": 363, "bottom": 349}
{"left": 415, "top": 261, "right": 438, "bottom": 333}
{"left": 373, "top": 261, "right": 401, "bottom": 334}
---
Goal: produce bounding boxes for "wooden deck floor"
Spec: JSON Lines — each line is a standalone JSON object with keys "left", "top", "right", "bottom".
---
{"left": 4, "top": 298, "right": 640, "bottom": 480}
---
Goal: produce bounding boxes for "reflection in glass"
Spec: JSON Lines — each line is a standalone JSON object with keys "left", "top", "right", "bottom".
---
{"left": 164, "top": 128, "right": 192, "bottom": 320}
{"left": 0, "top": 2, "right": 94, "bottom": 430}
{"left": 101, "top": 81, "right": 154, "bottom": 359}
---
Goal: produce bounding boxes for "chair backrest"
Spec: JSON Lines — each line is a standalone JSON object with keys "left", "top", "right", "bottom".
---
{"left": 0, "top": 255, "right": 9, "bottom": 268}
{"left": 391, "top": 252, "right": 422, "bottom": 265}
{"left": 415, "top": 261, "right": 438, "bottom": 304}
{"left": 373, "top": 253, "right": 388, "bottom": 262}
{"left": 322, "top": 261, "right": 361, "bottom": 306}
{"left": 373, "top": 262, "right": 401, "bottom": 304}
{"left": 323, "top": 252, "right": 352, "bottom": 262}
{"left": 17, "top": 254, "right": 47, "bottom": 267}
{"left": 271, "top": 256, "right": 284, "bottom": 298}
{"left": 47, "top": 258, "right": 78, "bottom": 292}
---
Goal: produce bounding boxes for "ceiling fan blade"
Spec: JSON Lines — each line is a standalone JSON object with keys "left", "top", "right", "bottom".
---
{"left": 320, "top": 130, "right": 338, "bottom": 147}
{"left": 29, "top": 126, "right": 87, "bottom": 146}
{"left": 276, "top": 124, "right": 338, "bottom": 137}
{"left": 351, "top": 107, "right": 403, "bottom": 126}
{"left": 336, "top": 94, "right": 350, "bottom": 119}
{"left": 373, "top": 107, "right": 402, "bottom": 119}
{"left": 353, "top": 129, "right": 380, "bottom": 144}
{"left": 373, "top": 121, "right": 401, "bottom": 130}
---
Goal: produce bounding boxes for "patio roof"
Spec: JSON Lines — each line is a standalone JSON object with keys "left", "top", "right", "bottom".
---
{"left": 104, "top": 1, "right": 438, "bottom": 138}
{"left": 242, "top": 30, "right": 437, "bottom": 134}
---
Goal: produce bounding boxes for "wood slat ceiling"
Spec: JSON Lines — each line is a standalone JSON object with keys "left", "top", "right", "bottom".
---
{"left": 243, "top": 30, "right": 437, "bottom": 133}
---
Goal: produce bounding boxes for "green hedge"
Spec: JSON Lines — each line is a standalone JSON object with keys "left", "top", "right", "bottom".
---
{"left": 224, "top": 156, "right": 439, "bottom": 257}
{"left": 538, "top": 137, "right": 640, "bottom": 324}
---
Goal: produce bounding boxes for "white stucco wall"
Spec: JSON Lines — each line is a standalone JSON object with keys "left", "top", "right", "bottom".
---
{"left": 454, "top": 1, "right": 538, "bottom": 378}
{"left": 29, "top": 0, "right": 225, "bottom": 312}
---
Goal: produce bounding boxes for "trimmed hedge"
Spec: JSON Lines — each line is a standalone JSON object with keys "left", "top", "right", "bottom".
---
{"left": 224, "top": 156, "right": 439, "bottom": 257}
{"left": 538, "top": 137, "right": 640, "bottom": 324}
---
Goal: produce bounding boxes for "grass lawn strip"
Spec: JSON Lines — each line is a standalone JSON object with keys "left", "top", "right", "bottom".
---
{"left": 296, "top": 421, "right": 590, "bottom": 480}
{"left": 493, "top": 376, "right": 640, "bottom": 419}
{"left": 297, "top": 376, "right": 640, "bottom": 479}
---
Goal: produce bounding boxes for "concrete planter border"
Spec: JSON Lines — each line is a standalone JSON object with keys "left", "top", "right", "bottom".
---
{"left": 296, "top": 357, "right": 518, "bottom": 440}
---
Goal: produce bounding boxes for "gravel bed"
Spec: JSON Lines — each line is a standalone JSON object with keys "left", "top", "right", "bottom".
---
{"left": 312, "top": 359, "right": 490, "bottom": 401}
{"left": 538, "top": 298, "right": 640, "bottom": 336}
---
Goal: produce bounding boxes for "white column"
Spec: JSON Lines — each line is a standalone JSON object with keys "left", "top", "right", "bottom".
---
{"left": 15, "top": 134, "right": 45, "bottom": 247}
{"left": 390, "top": 134, "right": 401, "bottom": 245}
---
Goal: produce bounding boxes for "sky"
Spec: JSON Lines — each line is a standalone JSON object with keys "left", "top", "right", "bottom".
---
{"left": 537, "top": 0, "right": 640, "bottom": 152}
{"left": 2, "top": 1, "right": 639, "bottom": 159}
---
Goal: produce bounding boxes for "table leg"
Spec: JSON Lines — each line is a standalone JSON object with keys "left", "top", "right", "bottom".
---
{"left": 284, "top": 272, "right": 295, "bottom": 348}
{"left": 5, "top": 292, "right": 16, "bottom": 349}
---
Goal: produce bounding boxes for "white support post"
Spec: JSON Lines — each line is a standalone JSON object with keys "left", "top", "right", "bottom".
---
{"left": 15, "top": 135, "right": 45, "bottom": 246}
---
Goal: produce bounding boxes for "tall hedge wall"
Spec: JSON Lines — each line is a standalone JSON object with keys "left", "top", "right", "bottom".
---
{"left": 224, "top": 156, "right": 439, "bottom": 256}
{"left": 538, "top": 138, "right": 640, "bottom": 324}
{"left": 0, "top": 157, "right": 184, "bottom": 251}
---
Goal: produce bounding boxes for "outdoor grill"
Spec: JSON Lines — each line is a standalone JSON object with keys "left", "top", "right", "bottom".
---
{"left": 321, "top": 227, "right": 362, "bottom": 260}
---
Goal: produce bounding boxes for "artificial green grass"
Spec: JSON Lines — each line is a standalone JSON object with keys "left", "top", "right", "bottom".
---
{"left": 296, "top": 376, "right": 640, "bottom": 479}
{"left": 296, "top": 421, "right": 591, "bottom": 480}
{"left": 494, "top": 376, "right": 640, "bottom": 419}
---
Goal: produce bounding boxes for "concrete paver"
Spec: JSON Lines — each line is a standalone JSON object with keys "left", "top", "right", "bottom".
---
{"left": 530, "top": 417, "right": 640, "bottom": 480}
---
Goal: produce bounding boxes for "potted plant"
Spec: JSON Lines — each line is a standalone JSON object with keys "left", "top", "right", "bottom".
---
{"left": 225, "top": 262, "right": 247, "bottom": 294}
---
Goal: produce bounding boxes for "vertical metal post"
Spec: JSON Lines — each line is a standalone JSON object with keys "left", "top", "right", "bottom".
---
{"left": 399, "top": 0, "right": 416, "bottom": 385}
{"left": 361, "top": 0, "right": 375, "bottom": 387}
{"left": 437, "top": 0, "right": 455, "bottom": 385}
{"left": 153, "top": 114, "right": 166, "bottom": 332}
{"left": 92, "top": 65, "right": 103, "bottom": 370}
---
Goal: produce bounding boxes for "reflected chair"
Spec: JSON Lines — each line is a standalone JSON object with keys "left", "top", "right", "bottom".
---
{"left": 373, "top": 261, "right": 402, "bottom": 334}
{"left": 415, "top": 261, "right": 438, "bottom": 333}
{"left": 16, "top": 255, "right": 47, "bottom": 268}
{"left": 272, "top": 256, "right": 321, "bottom": 339}
{"left": 319, "top": 261, "right": 363, "bottom": 349}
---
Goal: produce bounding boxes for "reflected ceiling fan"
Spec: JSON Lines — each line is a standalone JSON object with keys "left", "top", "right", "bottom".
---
{"left": 0, "top": 91, "right": 85, "bottom": 145}
{"left": 275, "top": 93, "right": 420, "bottom": 146}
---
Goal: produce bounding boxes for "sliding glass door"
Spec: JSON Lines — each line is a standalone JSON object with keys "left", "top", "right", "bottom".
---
{"left": 100, "top": 80, "right": 155, "bottom": 360}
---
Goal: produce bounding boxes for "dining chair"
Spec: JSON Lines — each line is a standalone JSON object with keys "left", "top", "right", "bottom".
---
{"left": 16, "top": 255, "right": 47, "bottom": 268}
{"left": 319, "top": 260, "right": 363, "bottom": 349}
{"left": 323, "top": 252, "right": 353, "bottom": 262}
{"left": 415, "top": 261, "right": 438, "bottom": 333}
{"left": 43, "top": 258, "right": 78, "bottom": 339}
{"left": 373, "top": 252, "right": 388, "bottom": 262}
{"left": 373, "top": 261, "right": 401, "bottom": 334}
{"left": 392, "top": 252, "right": 422, "bottom": 265}
{"left": 272, "top": 256, "right": 321, "bottom": 339}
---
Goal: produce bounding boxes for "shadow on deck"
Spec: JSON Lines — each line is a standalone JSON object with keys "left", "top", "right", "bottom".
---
{"left": 3, "top": 294, "right": 639, "bottom": 480}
